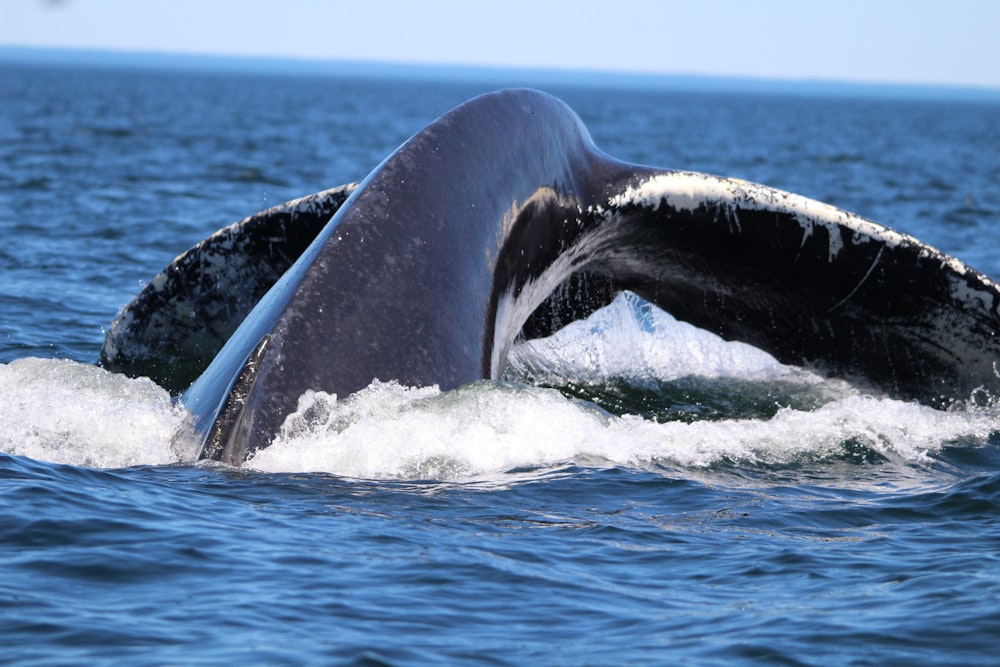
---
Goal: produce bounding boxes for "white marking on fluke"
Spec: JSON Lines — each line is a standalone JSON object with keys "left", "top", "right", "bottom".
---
{"left": 608, "top": 172, "right": 919, "bottom": 262}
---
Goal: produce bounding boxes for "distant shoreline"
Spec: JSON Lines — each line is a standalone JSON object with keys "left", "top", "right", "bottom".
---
{"left": 3, "top": 45, "right": 998, "bottom": 103}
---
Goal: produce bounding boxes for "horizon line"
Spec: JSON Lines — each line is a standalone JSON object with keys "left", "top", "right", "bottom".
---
{"left": 3, "top": 44, "right": 999, "bottom": 101}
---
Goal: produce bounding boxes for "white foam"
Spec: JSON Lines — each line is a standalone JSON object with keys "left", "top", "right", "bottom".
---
{"left": 245, "top": 295, "right": 998, "bottom": 478}
{"left": 246, "top": 380, "right": 998, "bottom": 478}
{"left": 4, "top": 299, "right": 998, "bottom": 478}
{"left": 506, "top": 292, "right": 811, "bottom": 385}
{"left": 0, "top": 358, "right": 193, "bottom": 468}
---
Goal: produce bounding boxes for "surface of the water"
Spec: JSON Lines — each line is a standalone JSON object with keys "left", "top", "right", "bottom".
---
{"left": 2, "top": 61, "right": 1000, "bottom": 665}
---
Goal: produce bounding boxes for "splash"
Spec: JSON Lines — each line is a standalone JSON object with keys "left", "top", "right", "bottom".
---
{"left": 247, "top": 295, "right": 998, "bottom": 478}
{"left": 2, "top": 296, "right": 997, "bottom": 477}
{"left": 506, "top": 292, "right": 820, "bottom": 385}
{"left": 245, "top": 379, "right": 999, "bottom": 478}
{"left": 0, "top": 357, "right": 192, "bottom": 468}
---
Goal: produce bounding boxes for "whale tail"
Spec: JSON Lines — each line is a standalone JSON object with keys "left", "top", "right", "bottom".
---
{"left": 100, "top": 89, "right": 1000, "bottom": 465}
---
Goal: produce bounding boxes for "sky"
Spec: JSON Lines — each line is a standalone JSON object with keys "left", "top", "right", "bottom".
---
{"left": 2, "top": 0, "right": 999, "bottom": 89}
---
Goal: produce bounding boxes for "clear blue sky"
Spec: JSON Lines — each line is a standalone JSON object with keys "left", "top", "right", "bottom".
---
{"left": 2, "top": 0, "right": 998, "bottom": 89}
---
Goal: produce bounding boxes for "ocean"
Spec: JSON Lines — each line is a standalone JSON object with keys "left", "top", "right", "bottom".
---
{"left": 2, "top": 58, "right": 999, "bottom": 665}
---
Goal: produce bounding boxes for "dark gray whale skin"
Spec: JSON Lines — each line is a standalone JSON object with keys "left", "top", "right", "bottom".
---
{"left": 100, "top": 89, "right": 1000, "bottom": 465}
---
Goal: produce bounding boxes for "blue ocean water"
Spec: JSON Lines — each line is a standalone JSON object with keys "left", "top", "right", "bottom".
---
{"left": 2, "top": 59, "right": 1000, "bottom": 665}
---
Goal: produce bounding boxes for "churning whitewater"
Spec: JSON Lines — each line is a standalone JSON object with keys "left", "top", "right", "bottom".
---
{"left": 3, "top": 294, "right": 997, "bottom": 476}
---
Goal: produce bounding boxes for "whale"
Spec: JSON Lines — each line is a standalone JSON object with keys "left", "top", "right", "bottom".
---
{"left": 99, "top": 88, "right": 1000, "bottom": 466}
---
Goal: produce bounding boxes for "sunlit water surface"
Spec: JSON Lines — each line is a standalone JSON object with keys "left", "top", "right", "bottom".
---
{"left": 2, "top": 61, "right": 999, "bottom": 665}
